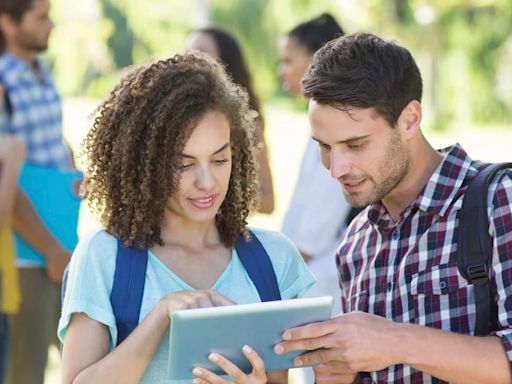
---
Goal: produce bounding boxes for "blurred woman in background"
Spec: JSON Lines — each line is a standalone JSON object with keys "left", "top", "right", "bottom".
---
{"left": 277, "top": 13, "right": 359, "bottom": 316}
{"left": 187, "top": 27, "right": 275, "bottom": 214}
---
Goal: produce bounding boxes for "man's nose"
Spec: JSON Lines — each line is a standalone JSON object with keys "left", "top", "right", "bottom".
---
{"left": 329, "top": 149, "right": 351, "bottom": 179}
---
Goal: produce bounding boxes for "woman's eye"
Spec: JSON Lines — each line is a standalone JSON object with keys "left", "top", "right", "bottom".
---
{"left": 180, "top": 164, "right": 193, "bottom": 171}
{"left": 213, "top": 159, "right": 229, "bottom": 165}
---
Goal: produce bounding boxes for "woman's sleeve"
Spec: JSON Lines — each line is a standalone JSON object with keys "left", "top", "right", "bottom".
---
{"left": 253, "top": 228, "right": 316, "bottom": 300}
{"left": 57, "top": 229, "right": 119, "bottom": 349}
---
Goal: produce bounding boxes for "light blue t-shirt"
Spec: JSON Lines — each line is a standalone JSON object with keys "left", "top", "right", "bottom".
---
{"left": 58, "top": 227, "right": 315, "bottom": 383}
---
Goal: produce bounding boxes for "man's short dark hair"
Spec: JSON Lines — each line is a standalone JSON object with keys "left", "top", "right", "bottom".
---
{"left": 0, "top": 0, "right": 34, "bottom": 52}
{"left": 302, "top": 33, "right": 423, "bottom": 127}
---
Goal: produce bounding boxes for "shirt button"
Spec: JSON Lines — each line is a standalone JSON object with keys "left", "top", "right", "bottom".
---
{"left": 439, "top": 280, "right": 447, "bottom": 290}
{"left": 392, "top": 231, "right": 400, "bottom": 240}
{"left": 386, "top": 282, "right": 393, "bottom": 292}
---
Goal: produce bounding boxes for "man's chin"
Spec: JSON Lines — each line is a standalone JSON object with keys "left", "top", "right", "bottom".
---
{"left": 343, "top": 190, "right": 374, "bottom": 208}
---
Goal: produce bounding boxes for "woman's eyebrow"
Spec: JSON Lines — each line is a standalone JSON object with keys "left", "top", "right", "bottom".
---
{"left": 180, "top": 142, "right": 230, "bottom": 159}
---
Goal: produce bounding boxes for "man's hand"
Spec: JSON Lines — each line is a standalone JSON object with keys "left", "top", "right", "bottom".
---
{"left": 274, "top": 312, "right": 402, "bottom": 374}
{"left": 45, "top": 246, "right": 71, "bottom": 283}
{"left": 313, "top": 363, "right": 359, "bottom": 384}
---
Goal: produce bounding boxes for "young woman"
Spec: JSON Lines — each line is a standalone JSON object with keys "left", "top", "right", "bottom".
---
{"left": 186, "top": 27, "right": 274, "bottom": 214}
{"left": 59, "top": 52, "right": 314, "bottom": 384}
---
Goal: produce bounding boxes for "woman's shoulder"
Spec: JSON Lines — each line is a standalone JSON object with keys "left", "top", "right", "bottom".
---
{"left": 72, "top": 228, "right": 118, "bottom": 264}
{"left": 77, "top": 227, "right": 117, "bottom": 248}
{"left": 247, "top": 227, "right": 315, "bottom": 299}
{"left": 248, "top": 227, "right": 297, "bottom": 253}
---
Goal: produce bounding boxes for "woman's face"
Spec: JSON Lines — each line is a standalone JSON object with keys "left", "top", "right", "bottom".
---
{"left": 166, "top": 111, "right": 232, "bottom": 224}
{"left": 186, "top": 31, "right": 220, "bottom": 58}
{"left": 277, "top": 36, "right": 313, "bottom": 97}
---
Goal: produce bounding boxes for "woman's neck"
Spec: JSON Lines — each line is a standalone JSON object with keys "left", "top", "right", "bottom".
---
{"left": 159, "top": 212, "right": 221, "bottom": 251}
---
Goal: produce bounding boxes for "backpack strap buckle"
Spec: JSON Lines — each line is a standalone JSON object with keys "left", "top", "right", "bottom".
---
{"left": 467, "top": 264, "right": 489, "bottom": 286}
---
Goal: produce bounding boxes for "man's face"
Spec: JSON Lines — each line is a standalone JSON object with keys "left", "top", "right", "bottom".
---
{"left": 13, "top": 0, "right": 54, "bottom": 53}
{"left": 309, "top": 100, "right": 410, "bottom": 208}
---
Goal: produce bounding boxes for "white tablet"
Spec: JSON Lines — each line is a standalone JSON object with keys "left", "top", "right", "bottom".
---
{"left": 168, "top": 296, "right": 333, "bottom": 380}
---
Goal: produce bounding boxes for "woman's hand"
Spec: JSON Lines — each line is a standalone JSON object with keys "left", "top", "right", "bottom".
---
{"left": 192, "top": 345, "right": 267, "bottom": 384}
{"left": 159, "top": 289, "right": 235, "bottom": 322}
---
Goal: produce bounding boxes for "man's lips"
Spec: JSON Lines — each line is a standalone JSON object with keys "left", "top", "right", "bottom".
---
{"left": 342, "top": 178, "right": 367, "bottom": 191}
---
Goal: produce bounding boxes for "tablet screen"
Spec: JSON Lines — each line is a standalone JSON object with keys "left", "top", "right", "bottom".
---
{"left": 168, "top": 296, "right": 333, "bottom": 380}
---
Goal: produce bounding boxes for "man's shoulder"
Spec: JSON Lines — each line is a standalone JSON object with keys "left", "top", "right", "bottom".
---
{"left": 463, "top": 161, "right": 512, "bottom": 192}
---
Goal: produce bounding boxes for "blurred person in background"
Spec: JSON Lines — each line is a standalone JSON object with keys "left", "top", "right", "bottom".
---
{"left": 0, "top": 131, "right": 24, "bottom": 384}
{"left": 277, "top": 13, "right": 360, "bottom": 317}
{"left": 0, "top": 0, "right": 73, "bottom": 382}
{"left": 187, "top": 27, "right": 275, "bottom": 214}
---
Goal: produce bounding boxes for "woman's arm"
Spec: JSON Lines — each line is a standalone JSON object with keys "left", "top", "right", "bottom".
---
{"left": 62, "top": 290, "right": 234, "bottom": 384}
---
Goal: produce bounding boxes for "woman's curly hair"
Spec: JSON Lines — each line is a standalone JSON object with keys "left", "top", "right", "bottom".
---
{"left": 82, "top": 51, "right": 260, "bottom": 248}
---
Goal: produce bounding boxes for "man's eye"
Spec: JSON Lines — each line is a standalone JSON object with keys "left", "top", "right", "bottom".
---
{"left": 348, "top": 142, "right": 365, "bottom": 150}
{"left": 319, "top": 143, "right": 331, "bottom": 151}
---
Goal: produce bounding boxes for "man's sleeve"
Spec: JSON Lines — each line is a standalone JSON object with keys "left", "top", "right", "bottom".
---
{"left": 489, "top": 170, "right": 512, "bottom": 360}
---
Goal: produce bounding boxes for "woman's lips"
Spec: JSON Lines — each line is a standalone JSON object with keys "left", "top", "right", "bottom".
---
{"left": 189, "top": 195, "right": 216, "bottom": 209}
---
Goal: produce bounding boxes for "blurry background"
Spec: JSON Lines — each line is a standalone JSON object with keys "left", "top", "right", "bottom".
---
{"left": 45, "top": 0, "right": 510, "bottom": 381}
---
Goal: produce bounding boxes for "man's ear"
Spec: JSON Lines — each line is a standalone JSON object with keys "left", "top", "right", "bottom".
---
{"left": 397, "top": 100, "right": 422, "bottom": 139}
{"left": 0, "top": 14, "right": 18, "bottom": 41}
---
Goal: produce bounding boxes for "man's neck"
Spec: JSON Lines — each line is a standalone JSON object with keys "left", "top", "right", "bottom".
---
{"left": 382, "top": 139, "right": 443, "bottom": 222}
{"left": 6, "top": 45, "right": 37, "bottom": 67}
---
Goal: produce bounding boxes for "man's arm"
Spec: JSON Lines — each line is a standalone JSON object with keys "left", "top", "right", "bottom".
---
{"left": 0, "top": 135, "right": 25, "bottom": 229}
{"left": 12, "top": 190, "right": 71, "bottom": 282}
{"left": 275, "top": 312, "right": 512, "bottom": 384}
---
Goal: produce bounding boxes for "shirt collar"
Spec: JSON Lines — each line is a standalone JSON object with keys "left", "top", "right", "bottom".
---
{"left": 366, "top": 143, "right": 475, "bottom": 229}
{"left": 0, "top": 52, "right": 49, "bottom": 84}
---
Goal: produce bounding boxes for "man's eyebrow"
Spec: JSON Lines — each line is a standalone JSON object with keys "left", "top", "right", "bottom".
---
{"left": 311, "top": 134, "right": 371, "bottom": 145}
{"left": 180, "top": 142, "right": 230, "bottom": 159}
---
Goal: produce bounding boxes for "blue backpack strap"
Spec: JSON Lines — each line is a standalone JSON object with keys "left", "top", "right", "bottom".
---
{"left": 110, "top": 239, "right": 148, "bottom": 346}
{"left": 457, "top": 162, "right": 512, "bottom": 336}
{"left": 235, "top": 229, "right": 281, "bottom": 302}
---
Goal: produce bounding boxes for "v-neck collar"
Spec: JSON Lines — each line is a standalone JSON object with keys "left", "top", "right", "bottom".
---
{"left": 147, "top": 248, "right": 235, "bottom": 290}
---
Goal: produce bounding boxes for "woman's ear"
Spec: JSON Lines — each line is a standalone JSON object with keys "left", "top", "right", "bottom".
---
{"left": 397, "top": 100, "right": 422, "bottom": 139}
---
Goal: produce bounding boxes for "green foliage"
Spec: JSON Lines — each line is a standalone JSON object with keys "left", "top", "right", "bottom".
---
{"left": 47, "top": 0, "right": 511, "bottom": 128}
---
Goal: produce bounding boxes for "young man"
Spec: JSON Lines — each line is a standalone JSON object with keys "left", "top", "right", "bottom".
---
{"left": 275, "top": 33, "right": 512, "bottom": 383}
{"left": 0, "top": 1, "right": 73, "bottom": 383}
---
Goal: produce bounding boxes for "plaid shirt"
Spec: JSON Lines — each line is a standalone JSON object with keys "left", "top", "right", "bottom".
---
{"left": 0, "top": 52, "right": 69, "bottom": 169}
{"left": 337, "top": 144, "right": 512, "bottom": 384}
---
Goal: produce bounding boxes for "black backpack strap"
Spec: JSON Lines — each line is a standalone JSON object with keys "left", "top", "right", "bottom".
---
{"left": 457, "top": 162, "right": 512, "bottom": 336}
{"left": 345, "top": 206, "right": 364, "bottom": 227}
{"left": 0, "top": 79, "right": 13, "bottom": 121}
{"left": 110, "top": 240, "right": 148, "bottom": 346}
{"left": 235, "top": 229, "right": 281, "bottom": 302}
